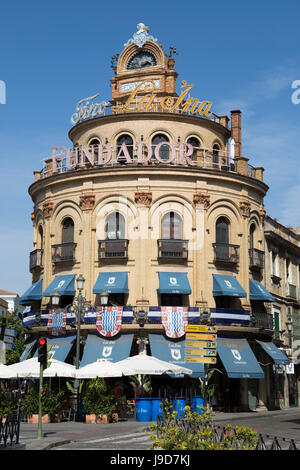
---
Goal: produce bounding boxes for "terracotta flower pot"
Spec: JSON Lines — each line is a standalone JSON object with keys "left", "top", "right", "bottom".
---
{"left": 97, "top": 414, "right": 110, "bottom": 424}
{"left": 27, "top": 414, "right": 50, "bottom": 424}
{"left": 85, "top": 414, "right": 97, "bottom": 424}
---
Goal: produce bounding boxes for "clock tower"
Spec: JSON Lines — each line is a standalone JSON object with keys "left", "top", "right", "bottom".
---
{"left": 110, "top": 23, "right": 178, "bottom": 111}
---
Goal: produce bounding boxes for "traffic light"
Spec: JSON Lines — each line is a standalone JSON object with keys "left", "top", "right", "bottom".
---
{"left": 38, "top": 337, "right": 47, "bottom": 368}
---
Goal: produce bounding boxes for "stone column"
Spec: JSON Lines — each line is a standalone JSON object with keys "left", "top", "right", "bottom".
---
{"left": 134, "top": 191, "right": 152, "bottom": 307}
{"left": 41, "top": 201, "right": 54, "bottom": 309}
{"left": 193, "top": 193, "right": 210, "bottom": 310}
{"left": 79, "top": 194, "right": 95, "bottom": 303}
{"left": 238, "top": 200, "right": 251, "bottom": 310}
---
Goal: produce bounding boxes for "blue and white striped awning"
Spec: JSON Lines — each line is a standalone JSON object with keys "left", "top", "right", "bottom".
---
{"left": 210, "top": 308, "right": 250, "bottom": 325}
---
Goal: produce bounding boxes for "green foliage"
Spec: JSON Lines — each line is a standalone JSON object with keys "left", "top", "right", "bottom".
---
{"left": 0, "top": 391, "right": 13, "bottom": 416}
{"left": 81, "top": 378, "right": 120, "bottom": 416}
{"left": 1, "top": 313, "right": 26, "bottom": 365}
{"left": 41, "top": 385, "right": 66, "bottom": 418}
{"left": 21, "top": 383, "right": 67, "bottom": 418}
{"left": 129, "top": 375, "right": 152, "bottom": 396}
{"left": 21, "top": 384, "right": 40, "bottom": 416}
{"left": 197, "top": 368, "right": 216, "bottom": 404}
{"left": 147, "top": 405, "right": 258, "bottom": 450}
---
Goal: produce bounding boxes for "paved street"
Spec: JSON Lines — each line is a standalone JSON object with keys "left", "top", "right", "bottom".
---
{"left": 3, "top": 408, "right": 300, "bottom": 451}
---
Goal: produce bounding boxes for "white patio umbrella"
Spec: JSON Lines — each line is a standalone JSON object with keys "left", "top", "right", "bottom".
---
{"left": 75, "top": 359, "right": 131, "bottom": 379}
{"left": 114, "top": 353, "right": 193, "bottom": 376}
{"left": 5, "top": 357, "right": 76, "bottom": 378}
{"left": 0, "top": 363, "right": 16, "bottom": 379}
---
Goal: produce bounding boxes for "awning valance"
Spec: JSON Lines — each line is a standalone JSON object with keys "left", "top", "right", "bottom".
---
{"left": 213, "top": 274, "right": 246, "bottom": 297}
{"left": 149, "top": 333, "right": 204, "bottom": 378}
{"left": 20, "top": 279, "right": 43, "bottom": 305}
{"left": 93, "top": 272, "right": 129, "bottom": 294}
{"left": 249, "top": 279, "right": 274, "bottom": 302}
{"left": 256, "top": 340, "right": 290, "bottom": 365}
{"left": 217, "top": 337, "right": 264, "bottom": 379}
{"left": 43, "top": 275, "right": 75, "bottom": 297}
{"left": 158, "top": 272, "right": 191, "bottom": 294}
{"left": 80, "top": 333, "right": 134, "bottom": 367}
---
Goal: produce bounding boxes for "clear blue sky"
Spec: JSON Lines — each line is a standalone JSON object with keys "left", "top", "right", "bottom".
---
{"left": 1, "top": 0, "right": 300, "bottom": 295}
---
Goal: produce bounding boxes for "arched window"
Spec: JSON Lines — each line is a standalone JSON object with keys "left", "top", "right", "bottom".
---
{"left": 116, "top": 134, "right": 133, "bottom": 162}
{"left": 152, "top": 134, "right": 170, "bottom": 161}
{"left": 162, "top": 212, "right": 182, "bottom": 239}
{"left": 249, "top": 223, "right": 256, "bottom": 249}
{"left": 105, "top": 212, "right": 125, "bottom": 239}
{"left": 216, "top": 217, "right": 229, "bottom": 244}
{"left": 38, "top": 225, "right": 43, "bottom": 250}
{"left": 187, "top": 137, "right": 201, "bottom": 162}
{"left": 62, "top": 218, "right": 74, "bottom": 244}
{"left": 89, "top": 138, "right": 100, "bottom": 162}
{"left": 212, "top": 144, "right": 220, "bottom": 169}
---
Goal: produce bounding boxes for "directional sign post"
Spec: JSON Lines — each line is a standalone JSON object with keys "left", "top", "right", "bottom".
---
{"left": 184, "top": 324, "right": 218, "bottom": 407}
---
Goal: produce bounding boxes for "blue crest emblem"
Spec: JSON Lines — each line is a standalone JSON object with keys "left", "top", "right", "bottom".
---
{"left": 124, "top": 23, "right": 158, "bottom": 48}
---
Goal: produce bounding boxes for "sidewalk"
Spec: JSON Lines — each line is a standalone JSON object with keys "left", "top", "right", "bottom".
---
{"left": 2, "top": 408, "right": 298, "bottom": 450}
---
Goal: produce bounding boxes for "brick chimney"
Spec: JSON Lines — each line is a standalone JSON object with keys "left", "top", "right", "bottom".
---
{"left": 230, "top": 110, "right": 241, "bottom": 158}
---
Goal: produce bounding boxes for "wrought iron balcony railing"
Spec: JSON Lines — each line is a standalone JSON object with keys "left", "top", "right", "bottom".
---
{"left": 29, "top": 249, "right": 43, "bottom": 272}
{"left": 249, "top": 248, "right": 265, "bottom": 269}
{"left": 158, "top": 239, "right": 188, "bottom": 260}
{"left": 213, "top": 243, "right": 240, "bottom": 264}
{"left": 98, "top": 239, "right": 129, "bottom": 259}
{"left": 51, "top": 243, "right": 77, "bottom": 263}
{"left": 254, "top": 312, "right": 274, "bottom": 329}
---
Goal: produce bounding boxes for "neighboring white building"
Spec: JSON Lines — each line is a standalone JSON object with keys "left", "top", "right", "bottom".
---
{"left": 0, "top": 297, "right": 8, "bottom": 317}
{"left": 0, "top": 289, "right": 20, "bottom": 313}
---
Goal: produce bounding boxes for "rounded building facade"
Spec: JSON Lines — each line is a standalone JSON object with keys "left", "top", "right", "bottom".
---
{"left": 21, "top": 24, "right": 289, "bottom": 412}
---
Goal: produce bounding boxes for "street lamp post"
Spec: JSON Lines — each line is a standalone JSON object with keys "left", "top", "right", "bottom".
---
{"left": 69, "top": 274, "right": 87, "bottom": 421}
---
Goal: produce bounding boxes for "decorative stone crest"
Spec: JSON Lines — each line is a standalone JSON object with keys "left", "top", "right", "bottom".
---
{"left": 193, "top": 193, "right": 210, "bottom": 209}
{"left": 42, "top": 201, "right": 54, "bottom": 218}
{"left": 80, "top": 194, "right": 95, "bottom": 211}
{"left": 124, "top": 23, "right": 157, "bottom": 48}
{"left": 239, "top": 200, "right": 251, "bottom": 218}
{"left": 135, "top": 191, "right": 152, "bottom": 207}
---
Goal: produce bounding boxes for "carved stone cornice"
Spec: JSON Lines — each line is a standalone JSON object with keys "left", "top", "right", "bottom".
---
{"left": 42, "top": 201, "right": 54, "bottom": 218}
{"left": 135, "top": 191, "right": 152, "bottom": 207}
{"left": 239, "top": 200, "right": 251, "bottom": 218}
{"left": 193, "top": 193, "right": 210, "bottom": 209}
{"left": 80, "top": 194, "right": 95, "bottom": 211}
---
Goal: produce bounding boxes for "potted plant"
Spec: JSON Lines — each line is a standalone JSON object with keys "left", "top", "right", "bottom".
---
{"left": 22, "top": 385, "right": 50, "bottom": 423}
{"left": 42, "top": 386, "right": 66, "bottom": 422}
{"left": 82, "top": 378, "right": 120, "bottom": 424}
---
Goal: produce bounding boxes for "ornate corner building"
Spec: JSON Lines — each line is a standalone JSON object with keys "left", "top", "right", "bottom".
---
{"left": 20, "top": 23, "right": 300, "bottom": 412}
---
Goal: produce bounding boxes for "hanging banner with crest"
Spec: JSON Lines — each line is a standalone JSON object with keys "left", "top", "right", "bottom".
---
{"left": 161, "top": 307, "right": 188, "bottom": 339}
{"left": 96, "top": 306, "right": 123, "bottom": 338}
{"left": 47, "top": 309, "right": 67, "bottom": 336}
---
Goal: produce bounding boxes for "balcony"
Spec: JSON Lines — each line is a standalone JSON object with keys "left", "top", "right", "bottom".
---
{"left": 213, "top": 243, "right": 239, "bottom": 264}
{"left": 157, "top": 239, "right": 188, "bottom": 260}
{"left": 254, "top": 312, "right": 274, "bottom": 329}
{"left": 51, "top": 243, "right": 77, "bottom": 263}
{"left": 98, "top": 239, "right": 129, "bottom": 260}
{"left": 249, "top": 248, "right": 265, "bottom": 269}
{"left": 287, "top": 283, "right": 297, "bottom": 300}
{"left": 29, "top": 249, "right": 43, "bottom": 272}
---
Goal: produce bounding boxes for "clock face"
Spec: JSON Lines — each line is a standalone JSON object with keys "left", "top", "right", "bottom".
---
{"left": 127, "top": 50, "right": 157, "bottom": 70}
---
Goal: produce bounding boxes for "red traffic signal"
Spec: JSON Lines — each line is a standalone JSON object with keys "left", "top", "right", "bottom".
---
{"left": 38, "top": 337, "right": 47, "bottom": 366}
